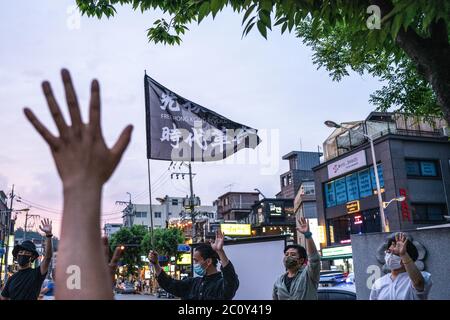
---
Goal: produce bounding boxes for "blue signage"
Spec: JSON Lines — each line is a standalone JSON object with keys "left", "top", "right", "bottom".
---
{"left": 346, "top": 173, "right": 359, "bottom": 201}
{"left": 325, "top": 182, "right": 336, "bottom": 208}
{"left": 420, "top": 161, "right": 437, "bottom": 176}
{"left": 335, "top": 178, "right": 347, "bottom": 205}
{"left": 358, "top": 169, "right": 372, "bottom": 198}
{"left": 370, "top": 164, "right": 384, "bottom": 189}
{"left": 177, "top": 244, "right": 191, "bottom": 252}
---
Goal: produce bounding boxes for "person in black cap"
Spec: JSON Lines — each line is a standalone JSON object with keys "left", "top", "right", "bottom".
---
{"left": 0, "top": 218, "right": 54, "bottom": 300}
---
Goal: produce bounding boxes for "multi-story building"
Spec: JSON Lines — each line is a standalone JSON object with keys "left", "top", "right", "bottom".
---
{"left": 246, "top": 198, "right": 296, "bottom": 242}
{"left": 103, "top": 223, "right": 123, "bottom": 238}
{"left": 127, "top": 196, "right": 216, "bottom": 231}
{"left": 313, "top": 112, "right": 449, "bottom": 272}
{"left": 276, "top": 151, "right": 322, "bottom": 199}
{"left": 214, "top": 192, "right": 260, "bottom": 221}
{"left": 294, "top": 181, "right": 322, "bottom": 249}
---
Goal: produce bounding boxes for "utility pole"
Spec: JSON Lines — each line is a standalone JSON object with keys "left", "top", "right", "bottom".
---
{"left": 3, "top": 185, "right": 15, "bottom": 284}
{"left": 171, "top": 162, "right": 198, "bottom": 242}
{"left": 116, "top": 193, "right": 134, "bottom": 228}
{"left": 23, "top": 211, "right": 39, "bottom": 241}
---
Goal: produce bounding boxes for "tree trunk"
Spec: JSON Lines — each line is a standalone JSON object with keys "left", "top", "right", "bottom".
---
{"left": 372, "top": 0, "right": 450, "bottom": 125}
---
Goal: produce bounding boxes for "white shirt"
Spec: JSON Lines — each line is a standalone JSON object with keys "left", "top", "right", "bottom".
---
{"left": 370, "top": 271, "right": 432, "bottom": 300}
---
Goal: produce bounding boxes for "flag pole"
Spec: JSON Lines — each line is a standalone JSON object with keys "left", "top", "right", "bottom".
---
{"left": 144, "top": 70, "right": 154, "bottom": 246}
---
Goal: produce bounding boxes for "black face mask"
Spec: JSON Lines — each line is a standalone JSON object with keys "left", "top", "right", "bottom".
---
{"left": 17, "top": 255, "right": 32, "bottom": 267}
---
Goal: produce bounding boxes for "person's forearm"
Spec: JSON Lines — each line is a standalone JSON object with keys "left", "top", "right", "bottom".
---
{"left": 56, "top": 184, "right": 113, "bottom": 300}
{"left": 305, "top": 236, "right": 318, "bottom": 256}
{"left": 401, "top": 253, "right": 424, "bottom": 291}
{"left": 217, "top": 249, "right": 229, "bottom": 267}
{"left": 44, "top": 236, "right": 53, "bottom": 261}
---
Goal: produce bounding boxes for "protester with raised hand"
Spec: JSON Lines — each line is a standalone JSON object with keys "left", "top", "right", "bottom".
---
{"left": 273, "top": 217, "right": 321, "bottom": 300}
{"left": 23, "top": 69, "right": 133, "bottom": 299}
{"left": 0, "top": 219, "right": 53, "bottom": 300}
{"left": 149, "top": 229, "right": 239, "bottom": 300}
{"left": 370, "top": 232, "right": 432, "bottom": 300}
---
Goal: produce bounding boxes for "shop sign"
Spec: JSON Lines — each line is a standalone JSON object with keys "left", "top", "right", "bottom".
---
{"left": 328, "top": 150, "right": 367, "bottom": 179}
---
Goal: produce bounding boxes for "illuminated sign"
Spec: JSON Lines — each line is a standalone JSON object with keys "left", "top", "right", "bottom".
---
{"left": 268, "top": 203, "right": 283, "bottom": 216}
{"left": 346, "top": 200, "right": 360, "bottom": 214}
{"left": 354, "top": 215, "right": 363, "bottom": 225}
{"left": 399, "top": 188, "right": 411, "bottom": 222}
{"left": 176, "top": 253, "right": 192, "bottom": 265}
{"left": 177, "top": 244, "right": 191, "bottom": 252}
{"left": 329, "top": 226, "right": 335, "bottom": 244}
{"left": 318, "top": 225, "right": 326, "bottom": 244}
{"left": 321, "top": 245, "right": 352, "bottom": 260}
{"left": 220, "top": 224, "right": 251, "bottom": 236}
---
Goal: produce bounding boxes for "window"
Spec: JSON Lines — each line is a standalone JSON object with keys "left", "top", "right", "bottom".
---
{"left": 328, "top": 209, "right": 381, "bottom": 245}
{"left": 406, "top": 160, "right": 438, "bottom": 177}
{"left": 224, "top": 198, "right": 229, "bottom": 206}
{"left": 154, "top": 212, "right": 162, "bottom": 218}
{"left": 168, "top": 212, "right": 172, "bottom": 216}
{"left": 324, "top": 164, "right": 384, "bottom": 208}
{"left": 406, "top": 161, "right": 420, "bottom": 176}
{"left": 411, "top": 203, "right": 446, "bottom": 224}
{"left": 171, "top": 199, "right": 178, "bottom": 206}
{"left": 287, "top": 175, "right": 293, "bottom": 186}
{"left": 135, "top": 211, "right": 147, "bottom": 218}
{"left": 300, "top": 182, "right": 315, "bottom": 195}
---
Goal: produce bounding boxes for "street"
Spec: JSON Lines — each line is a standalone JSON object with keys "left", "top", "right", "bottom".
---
{"left": 114, "top": 293, "right": 177, "bottom": 300}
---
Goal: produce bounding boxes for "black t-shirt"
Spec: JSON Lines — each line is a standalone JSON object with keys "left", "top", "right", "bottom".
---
{"left": 1, "top": 267, "right": 47, "bottom": 300}
{"left": 284, "top": 273, "right": 295, "bottom": 292}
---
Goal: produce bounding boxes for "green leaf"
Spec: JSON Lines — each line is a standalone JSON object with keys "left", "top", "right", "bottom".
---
{"left": 243, "top": 21, "right": 256, "bottom": 37}
{"left": 242, "top": 3, "right": 257, "bottom": 25}
{"left": 198, "top": 2, "right": 210, "bottom": 24}
{"left": 257, "top": 20, "right": 268, "bottom": 39}
{"left": 390, "top": 14, "right": 403, "bottom": 39}
{"left": 261, "top": 0, "right": 273, "bottom": 12}
{"left": 259, "top": 10, "right": 272, "bottom": 30}
{"left": 274, "top": 17, "right": 288, "bottom": 26}
{"left": 281, "top": 21, "right": 288, "bottom": 34}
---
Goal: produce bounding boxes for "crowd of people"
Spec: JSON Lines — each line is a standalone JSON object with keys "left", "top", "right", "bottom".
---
{"left": 0, "top": 70, "right": 433, "bottom": 301}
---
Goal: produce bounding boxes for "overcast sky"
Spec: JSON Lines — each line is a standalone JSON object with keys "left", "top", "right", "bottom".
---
{"left": 0, "top": 1, "right": 383, "bottom": 236}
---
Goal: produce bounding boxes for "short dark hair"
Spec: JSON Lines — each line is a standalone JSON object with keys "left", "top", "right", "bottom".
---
{"left": 194, "top": 244, "right": 219, "bottom": 266}
{"left": 387, "top": 234, "right": 419, "bottom": 261}
{"left": 284, "top": 245, "right": 307, "bottom": 260}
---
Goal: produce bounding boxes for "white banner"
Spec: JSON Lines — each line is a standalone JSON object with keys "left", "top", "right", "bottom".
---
{"left": 327, "top": 150, "right": 367, "bottom": 179}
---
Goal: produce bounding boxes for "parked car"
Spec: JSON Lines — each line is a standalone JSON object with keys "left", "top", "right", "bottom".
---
{"left": 156, "top": 288, "right": 176, "bottom": 299}
{"left": 319, "top": 271, "right": 347, "bottom": 287}
{"left": 318, "top": 285, "right": 356, "bottom": 300}
{"left": 116, "top": 282, "right": 137, "bottom": 294}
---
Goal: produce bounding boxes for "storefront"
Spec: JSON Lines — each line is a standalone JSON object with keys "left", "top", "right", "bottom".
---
{"left": 320, "top": 245, "right": 353, "bottom": 273}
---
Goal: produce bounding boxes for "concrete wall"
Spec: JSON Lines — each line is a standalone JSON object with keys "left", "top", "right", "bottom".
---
{"left": 351, "top": 226, "right": 450, "bottom": 300}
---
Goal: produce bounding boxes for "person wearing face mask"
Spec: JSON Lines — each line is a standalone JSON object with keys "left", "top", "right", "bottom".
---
{"left": 0, "top": 219, "right": 53, "bottom": 300}
{"left": 370, "top": 232, "right": 432, "bottom": 300}
{"left": 148, "top": 229, "right": 239, "bottom": 300}
{"left": 273, "top": 217, "right": 321, "bottom": 300}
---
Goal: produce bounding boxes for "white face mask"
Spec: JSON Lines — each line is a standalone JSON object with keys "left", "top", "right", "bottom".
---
{"left": 385, "top": 252, "right": 402, "bottom": 270}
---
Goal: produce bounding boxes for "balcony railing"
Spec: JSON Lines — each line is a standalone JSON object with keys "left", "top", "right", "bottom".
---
{"left": 325, "top": 127, "right": 447, "bottom": 161}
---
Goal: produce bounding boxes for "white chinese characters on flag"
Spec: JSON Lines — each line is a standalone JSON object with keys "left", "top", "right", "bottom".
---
{"left": 145, "top": 75, "right": 261, "bottom": 161}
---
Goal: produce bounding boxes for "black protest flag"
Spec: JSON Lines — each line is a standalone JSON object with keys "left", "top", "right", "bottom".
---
{"left": 144, "top": 74, "right": 261, "bottom": 162}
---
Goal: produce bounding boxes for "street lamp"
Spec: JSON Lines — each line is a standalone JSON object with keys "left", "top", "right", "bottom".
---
{"left": 383, "top": 196, "right": 406, "bottom": 209}
{"left": 254, "top": 188, "right": 267, "bottom": 199}
{"left": 325, "top": 120, "right": 388, "bottom": 232}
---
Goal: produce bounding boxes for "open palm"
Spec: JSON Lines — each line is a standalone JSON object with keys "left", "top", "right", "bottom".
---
{"left": 296, "top": 217, "right": 309, "bottom": 234}
{"left": 395, "top": 233, "right": 408, "bottom": 256}
{"left": 39, "top": 218, "right": 52, "bottom": 236}
{"left": 211, "top": 230, "right": 224, "bottom": 252}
